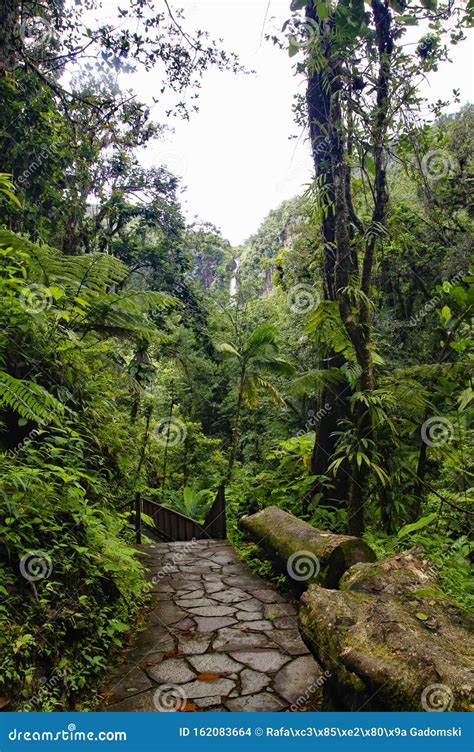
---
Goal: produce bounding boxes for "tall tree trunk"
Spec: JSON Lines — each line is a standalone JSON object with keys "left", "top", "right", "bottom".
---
{"left": 305, "top": 0, "right": 393, "bottom": 532}
{"left": 305, "top": 3, "right": 351, "bottom": 510}
{"left": 161, "top": 397, "right": 175, "bottom": 496}
{"left": 0, "top": 0, "right": 19, "bottom": 77}
{"left": 226, "top": 373, "right": 244, "bottom": 484}
{"left": 308, "top": 352, "right": 350, "bottom": 510}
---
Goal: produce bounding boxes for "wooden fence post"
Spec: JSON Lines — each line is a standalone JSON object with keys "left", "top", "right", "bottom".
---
{"left": 135, "top": 492, "right": 142, "bottom": 544}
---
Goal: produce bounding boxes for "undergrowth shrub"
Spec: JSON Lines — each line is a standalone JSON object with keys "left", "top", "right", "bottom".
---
{"left": 0, "top": 459, "right": 145, "bottom": 710}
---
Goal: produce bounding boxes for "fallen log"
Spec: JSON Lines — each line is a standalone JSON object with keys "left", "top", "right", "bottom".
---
{"left": 239, "top": 506, "right": 376, "bottom": 589}
{"left": 299, "top": 548, "right": 474, "bottom": 711}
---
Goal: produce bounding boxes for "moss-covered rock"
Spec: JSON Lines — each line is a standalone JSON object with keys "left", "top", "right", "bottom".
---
{"left": 239, "top": 506, "right": 376, "bottom": 590}
{"left": 299, "top": 548, "right": 474, "bottom": 711}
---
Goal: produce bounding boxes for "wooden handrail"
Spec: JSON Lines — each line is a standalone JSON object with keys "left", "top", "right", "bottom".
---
{"left": 203, "top": 485, "right": 226, "bottom": 539}
{"left": 139, "top": 487, "right": 226, "bottom": 542}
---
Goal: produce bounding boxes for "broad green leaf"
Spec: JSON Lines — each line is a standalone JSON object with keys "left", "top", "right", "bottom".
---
{"left": 389, "top": 0, "right": 405, "bottom": 12}
{"left": 415, "top": 612, "right": 429, "bottom": 621}
{"left": 397, "top": 512, "right": 437, "bottom": 540}
{"left": 317, "top": 3, "right": 329, "bottom": 19}
{"left": 395, "top": 15, "right": 419, "bottom": 24}
{"left": 288, "top": 37, "right": 300, "bottom": 57}
{"left": 458, "top": 387, "right": 474, "bottom": 411}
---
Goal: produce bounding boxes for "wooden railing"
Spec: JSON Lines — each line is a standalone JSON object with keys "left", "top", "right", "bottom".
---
{"left": 137, "top": 486, "right": 226, "bottom": 542}
{"left": 202, "top": 485, "right": 226, "bottom": 539}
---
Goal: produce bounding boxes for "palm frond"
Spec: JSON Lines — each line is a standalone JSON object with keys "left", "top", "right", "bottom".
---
{"left": 244, "top": 323, "right": 279, "bottom": 358}
{"left": 251, "top": 357, "right": 294, "bottom": 377}
{"left": 242, "top": 372, "right": 285, "bottom": 408}
{"left": 215, "top": 341, "right": 241, "bottom": 358}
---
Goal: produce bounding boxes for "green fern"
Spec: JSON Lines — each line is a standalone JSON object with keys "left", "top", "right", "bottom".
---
{"left": 0, "top": 371, "right": 64, "bottom": 424}
{"left": 0, "top": 229, "right": 176, "bottom": 341}
{"left": 0, "top": 229, "right": 128, "bottom": 297}
{"left": 290, "top": 367, "right": 345, "bottom": 397}
{"left": 75, "top": 290, "right": 175, "bottom": 340}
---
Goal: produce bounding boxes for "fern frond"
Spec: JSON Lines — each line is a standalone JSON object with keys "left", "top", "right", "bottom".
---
{"left": 75, "top": 290, "right": 175, "bottom": 340}
{"left": 0, "top": 229, "right": 129, "bottom": 296}
{"left": 290, "top": 368, "right": 345, "bottom": 397}
{"left": 0, "top": 371, "right": 64, "bottom": 424}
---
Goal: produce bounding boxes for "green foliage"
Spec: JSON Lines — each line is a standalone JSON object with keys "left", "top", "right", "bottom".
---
{"left": 162, "top": 486, "right": 214, "bottom": 523}
{"left": 0, "top": 459, "right": 144, "bottom": 710}
{"left": 0, "top": 371, "right": 64, "bottom": 424}
{"left": 0, "top": 227, "right": 176, "bottom": 708}
{"left": 0, "top": 0, "right": 472, "bottom": 709}
{"left": 364, "top": 529, "right": 473, "bottom": 612}
{"left": 217, "top": 322, "right": 294, "bottom": 409}
{"left": 397, "top": 512, "right": 438, "bottom": 539}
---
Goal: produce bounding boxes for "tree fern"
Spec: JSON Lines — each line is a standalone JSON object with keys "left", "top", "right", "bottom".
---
{"left": 75, "top": 290, "right": 175, "bottom": 340}
{"left": 290, "top": 367, "right": 345, "bottom": 397}
{"left": 0, "top": 372, "right": 64, "bottom": 424}
{"left": 0, "top": 229, "right": 176, "bottom": 341}
{"left": 0, "top": 229, "right": 128, "bottom": 297}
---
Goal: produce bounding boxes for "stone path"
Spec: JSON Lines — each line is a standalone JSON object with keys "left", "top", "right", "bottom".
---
{"left": 101, "top": 539, "right": 324, "bottom": 712}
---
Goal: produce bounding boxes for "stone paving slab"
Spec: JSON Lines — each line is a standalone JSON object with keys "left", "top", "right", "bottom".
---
{"left": 101, "top": 540, "right": 324, "bottom": 712}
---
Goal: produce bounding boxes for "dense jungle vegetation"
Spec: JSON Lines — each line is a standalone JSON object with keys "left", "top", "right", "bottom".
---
{"left": 0, "top": 0, "right": 472, "bottom": 711}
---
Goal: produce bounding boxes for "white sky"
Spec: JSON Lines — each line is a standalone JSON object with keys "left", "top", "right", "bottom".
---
{"left": 107, "top": 1, "right": 473, "bottom": 245}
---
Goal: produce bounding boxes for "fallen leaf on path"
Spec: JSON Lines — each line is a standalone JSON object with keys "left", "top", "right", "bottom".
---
{"left": 415, "top": 612, "right": 429, "bottom": 621}
{"left": 178, "top": 702, "right": 197, "bottom": 712}
{"left": 196, "top": 673, "right": 222, "bottom": 681}
{"left": 98, "top": 692, "right": 114, "bottom": 703}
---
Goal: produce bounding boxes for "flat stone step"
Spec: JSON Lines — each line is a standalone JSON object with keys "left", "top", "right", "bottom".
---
{"left": 101, "top": 541, "right": 324, "bottom": 712}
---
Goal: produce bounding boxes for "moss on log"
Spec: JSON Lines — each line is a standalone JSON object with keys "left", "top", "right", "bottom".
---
{"left": 239, "top": 506, "right": 376, "bottom": 589}
{"left": 299, "top": 548, "right": 474, "bottom": 711}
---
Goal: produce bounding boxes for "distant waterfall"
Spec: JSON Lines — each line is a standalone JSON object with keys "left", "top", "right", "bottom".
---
{"left": 229, "top": 257, "right": 241, "bottom": 298}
